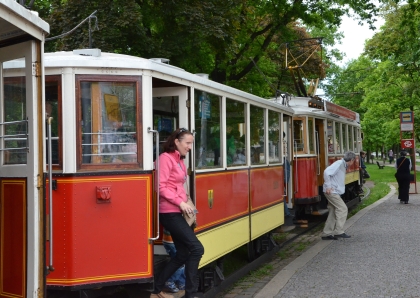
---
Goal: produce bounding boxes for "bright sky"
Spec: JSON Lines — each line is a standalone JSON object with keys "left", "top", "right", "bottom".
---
{"left": 316, "top": 15, "right": 384, "bottom": 96}
{"left": 335, "top": 15, "right": 385, "bottom": 65}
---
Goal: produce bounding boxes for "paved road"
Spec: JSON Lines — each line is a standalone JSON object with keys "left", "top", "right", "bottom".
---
{"left": 225, "top": 183, "right": 420, "bottom": 298}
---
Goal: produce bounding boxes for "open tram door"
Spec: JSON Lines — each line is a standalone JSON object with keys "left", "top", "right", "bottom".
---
{"left": 151, "top": 81, "right": 190, "bottom": 255}
{"left": 0, "top": 1, "right": 49, "bottom": 297}
{"left": 315, "top": 118, "right": 328, "bottom": 210}
{"left": 283, "top": 115, "right": 293, "bottom": 212}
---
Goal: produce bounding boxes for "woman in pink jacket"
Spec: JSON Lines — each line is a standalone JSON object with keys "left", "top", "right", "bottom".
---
{"left": 151, "top": 128, "right": 204, "bottom": 298}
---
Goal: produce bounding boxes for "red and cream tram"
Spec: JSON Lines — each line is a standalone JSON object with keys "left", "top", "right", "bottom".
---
{"left": 0, "top": 1, "right": 49, "bottom": 297}
{"left": 288, "top": 96, "right": 362, "bottom": 220}
{"left": 3, "top": 48, "right": 298, "bottom": 295}
{"left": 0, "top": 2, "right": 363, "bottom": 297}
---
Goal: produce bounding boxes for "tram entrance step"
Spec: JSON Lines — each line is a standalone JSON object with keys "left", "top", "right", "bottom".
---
{"left": 311, "top": 209, "right": 328, "bottom": 216}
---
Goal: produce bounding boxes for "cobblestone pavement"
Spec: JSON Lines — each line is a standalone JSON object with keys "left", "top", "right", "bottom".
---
{"left": 217, "top": 181, "right": 395, "bottom": 298}
{"left": 217, "top": 232, "right": 323, "bottom": 298}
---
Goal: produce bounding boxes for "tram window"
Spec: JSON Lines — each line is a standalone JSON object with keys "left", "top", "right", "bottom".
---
{"left": 308, "top": 117, "right": 315, "bottom": 154}
{"left": 348, "top": 125, "right": 353, "bottom": 153}
{"left": 45, "top": 76, "right": 61, "bottom": 168}
{"left": 226, "top": 98, "right": 246, "bottom": 166}
{"left": 342, "top": 124, "right": 347, "bottom": 152}
{"left": 354, "top": 127, "right": 359, "bottom": 153}
{"left": 250, "top": 105, "right": 265, "bottom": 164}
{"left": 152, "top": 96, "right": 179, "bottom": 160}
{"left": 194, "top": 90, "right": 221, "bottom": 169}
{"left": 293, "top": 118, "right": 305, "bottom": 153}
{"left": 335, "top": 122, "right": 341, "bottom": 153}
{"left": 268, "top": 110, "right": 280, "bottom": 163}
{"left": 3, "top": 76, "right": 27, "bottom": 165}
{"left": 327, "top": 120, "right": 334, "bottom": 153}
{"left": 77, "top": 76, "right": 140, "bottom": 167}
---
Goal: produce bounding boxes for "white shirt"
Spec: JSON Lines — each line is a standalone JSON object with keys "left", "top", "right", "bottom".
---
{"left": 323, "top": 159, "right": 347, "bottom": 195}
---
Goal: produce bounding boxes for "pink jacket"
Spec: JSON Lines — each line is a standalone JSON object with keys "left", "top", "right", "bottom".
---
{"left": 159, "top": 151, "right": 187, "bottom": 213}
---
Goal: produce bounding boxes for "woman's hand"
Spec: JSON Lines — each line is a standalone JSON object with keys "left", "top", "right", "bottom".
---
{"left": 180, "top": 201, "right": 194, "bottom": 215}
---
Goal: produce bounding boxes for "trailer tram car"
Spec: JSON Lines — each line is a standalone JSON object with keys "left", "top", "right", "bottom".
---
{"left": 2, "top": 48, "right": 301, "bottom": 296}
{"left": 287, "top": 96, "right": 362, "bottom": 220}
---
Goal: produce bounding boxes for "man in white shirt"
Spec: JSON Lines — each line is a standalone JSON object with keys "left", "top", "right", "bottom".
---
{"left": 322, "top": 151, "right": 356, "bottom": 240}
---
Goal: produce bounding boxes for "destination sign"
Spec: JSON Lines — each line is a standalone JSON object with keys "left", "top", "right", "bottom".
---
{"left": 324, "top": 101, "right": 357, "bottom": 120}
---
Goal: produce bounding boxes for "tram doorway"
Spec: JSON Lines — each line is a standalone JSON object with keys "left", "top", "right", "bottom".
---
{"left": 0, "top": 2, "right": 49, "bottom": 297}
{"left": 151, "top": 85, "right": 190, "bottom": 254}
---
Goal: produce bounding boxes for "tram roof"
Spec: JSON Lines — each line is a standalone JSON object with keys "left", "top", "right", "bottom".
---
{"left": 35, "top": 50, "right": 294, "bottom": 114}
{"left": 288, "top": 96, "right": 361, "bottom": 124}
{"left": 0, "top": 0, "right": 49, "bottom": 43}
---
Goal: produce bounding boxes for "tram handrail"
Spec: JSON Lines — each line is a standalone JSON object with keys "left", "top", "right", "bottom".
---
{"left": 0, "top": 119, "right": 29, "bottom": 152}
{"left": 47, "top": 117, "right": 55, "bottom": 272}
{"left": 284, "top": 157, "right": 288, "bottom": 198}
{"left": 316, "top": 131, "right": 320, "bottom": 175}
{"left": 148, "top": 128, "right": 160, "bottom": 242}
{"left": 294, "top": 141, "right": 298, "bottom": 193}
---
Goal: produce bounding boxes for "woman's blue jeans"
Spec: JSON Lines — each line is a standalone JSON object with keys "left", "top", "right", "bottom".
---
{"left": 154, "top": 213, "right": 204, "bottom": 297}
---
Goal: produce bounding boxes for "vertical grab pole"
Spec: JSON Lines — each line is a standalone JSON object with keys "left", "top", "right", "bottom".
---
{"left": 47, "top": 117, "right": 54, "bottom": 272}
{"left": 284, "top": 158, "right": 288, "bottom": 198}
{"left": 148, "top": 128, "right": 160, "bottom": 242}
{"left": 316, "top": 131, "right": 320, "bottom": 175}
{"left": 294, "top": 141, "right": 298, "bottom": 193}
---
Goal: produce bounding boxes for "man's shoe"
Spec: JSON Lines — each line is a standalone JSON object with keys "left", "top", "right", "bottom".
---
{"left": 322, "top": 235, "right": 338, "bottom": 240}
{"left": 335, "top": 233, "right": 351, "bottom": 238}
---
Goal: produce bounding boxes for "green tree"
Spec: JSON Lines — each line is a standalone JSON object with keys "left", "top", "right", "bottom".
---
{"left": 32, "top": 0, "right": 381, "bottom": 98}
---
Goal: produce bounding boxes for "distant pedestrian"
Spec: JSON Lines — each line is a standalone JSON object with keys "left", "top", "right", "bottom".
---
{"left": 321, "top": 151, "right": 356, "bottom": 240}
{"left": 388, "top": 149, "right": 394, "bottom": 164}
{"left": 395, "top": 150, "right": 412, "bottom": 204}
{"left": 360, "top": 151, "right": 369, "bottom": 179}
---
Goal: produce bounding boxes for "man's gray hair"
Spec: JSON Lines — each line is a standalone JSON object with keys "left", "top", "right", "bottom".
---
{"left": 343, "top": 151, "right": 356, "bottom": 162}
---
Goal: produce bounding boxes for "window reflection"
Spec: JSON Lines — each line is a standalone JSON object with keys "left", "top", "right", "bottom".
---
{"left": 268, "top": 110, "right": 280, "bottom": 163}
{"left": 335, "top": 122, "right": 341, "bottom": 153}
{"left": 79, "top": 80, "right": 138, "bottom": 164}
{"left": 308, "top": 118, "right": 314, "bottom": 154}
{"left": 194, "top": 90, "right": 221, "bottom": 168}
{"left": 250, "top": 105, "right": 265, "bottom": 164}
{"left": 354, "top": 127, "right": 359, "bottom": 152}
{"left": 226, "top": 98, "right": 246, "bottom": 166}
{"left": 327, "top": 120, "right": 334, "bottom": 153}
{"left": 45, "top": 76, "right": 61, "bottom": 166}
{"left": 293, "top": 118, "right": 304, "bottom": 152}
{"left": 3, "top": 76, "right": 27, "bottom": 164}
{"left": 348, "top": 126, "right": 352, "bottom": 153}
{"left": 342, "top": 124, "right": 347, "bottom": 152}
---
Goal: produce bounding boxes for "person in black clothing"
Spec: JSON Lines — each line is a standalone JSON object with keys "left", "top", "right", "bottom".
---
{"left": 395, "top": 150, "right": 412, "bottom": 204}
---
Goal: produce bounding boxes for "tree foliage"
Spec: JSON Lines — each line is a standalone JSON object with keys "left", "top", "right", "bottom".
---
{"left": 325, "top": 1, "right": 420, "bottom": 154}
{"left": 28, "top": 0, "right": 381, "bottom": 98}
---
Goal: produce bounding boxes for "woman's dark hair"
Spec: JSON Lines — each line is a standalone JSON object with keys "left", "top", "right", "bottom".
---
{"left": 400, "top": 150, "right": 408, "bottom": 156}
{"left": 162, "top": 128, "right": 192, "bottom": 157}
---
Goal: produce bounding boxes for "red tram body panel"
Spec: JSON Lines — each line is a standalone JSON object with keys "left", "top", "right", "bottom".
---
{"left": 194, "top": 170, "right": 249, "bottom": 231}
{"left": 46, "top": 174, "right": 153, "bottom": 287}
{"left": 250, "top": 166, "right": 284, "bottom": 211}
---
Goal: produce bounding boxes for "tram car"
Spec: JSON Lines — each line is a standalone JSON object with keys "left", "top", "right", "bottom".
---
{"left": 2, "top": 49, "right": 296, "bottom": 296}
{"left": 287, "top": 96, "right": 362, "bottom": 220}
